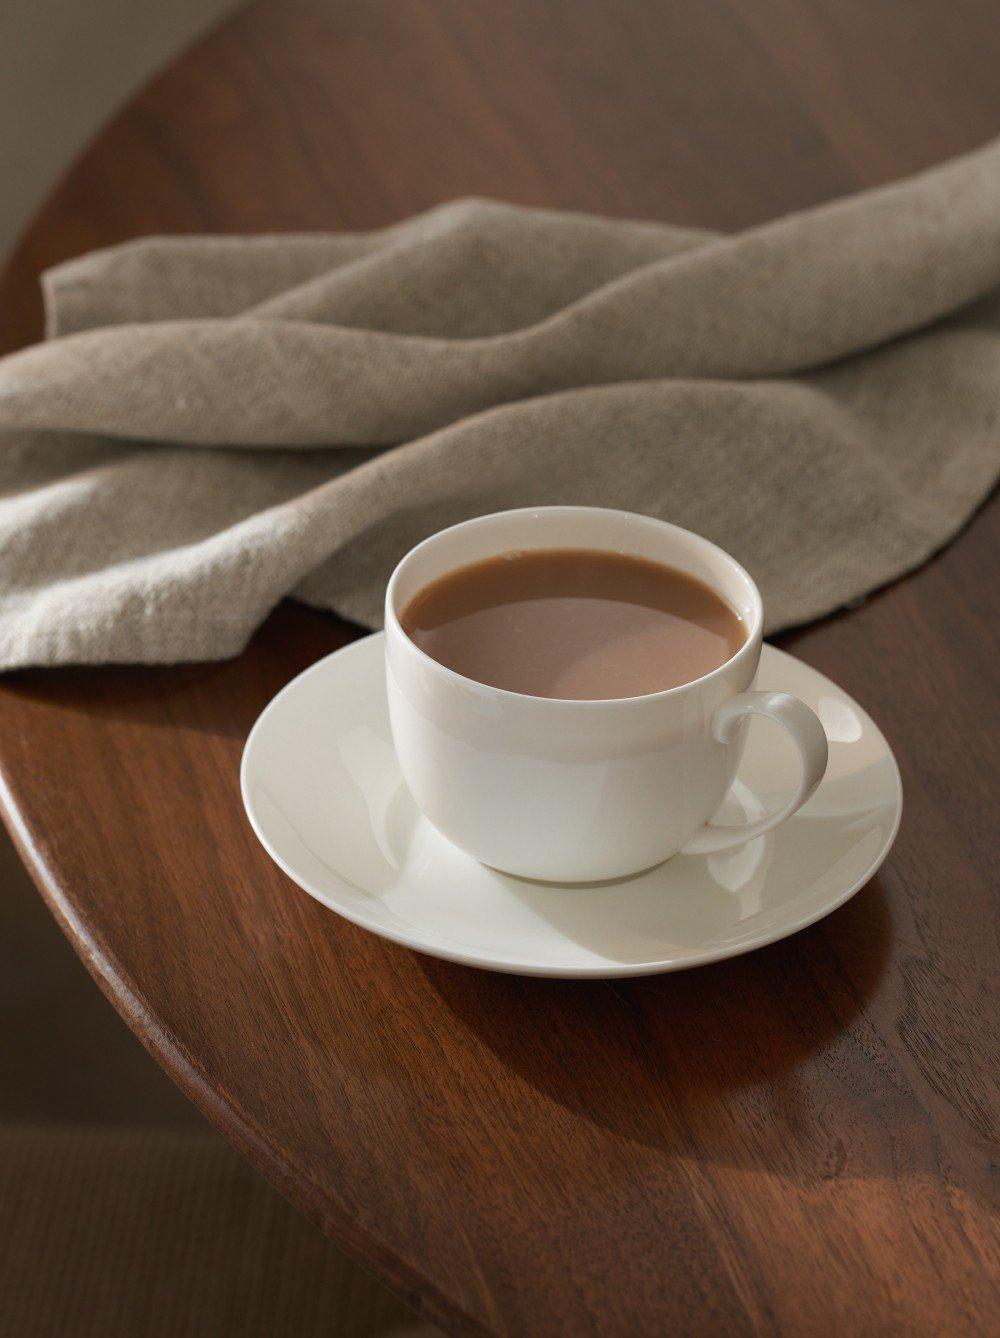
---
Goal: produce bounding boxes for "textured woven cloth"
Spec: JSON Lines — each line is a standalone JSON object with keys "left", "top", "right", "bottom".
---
{"left": 0, "top": 140, "right": 998, "bottom": 667}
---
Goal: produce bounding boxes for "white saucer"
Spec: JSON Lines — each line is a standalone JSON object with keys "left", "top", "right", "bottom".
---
{"left": 241, "top": 635, "right": 901, "bottom": 978}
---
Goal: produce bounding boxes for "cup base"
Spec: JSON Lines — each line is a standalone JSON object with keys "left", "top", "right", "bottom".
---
{"left": 241, "top": 632, "right": 902, "bottom": 978}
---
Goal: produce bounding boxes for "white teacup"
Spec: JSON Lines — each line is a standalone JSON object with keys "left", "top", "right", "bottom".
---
{"left": 385, "top": 507, "right": 827, "bottom": 882}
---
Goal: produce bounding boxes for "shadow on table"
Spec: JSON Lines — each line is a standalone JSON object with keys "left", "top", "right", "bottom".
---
{"left": 422, "top": 877, "right": 893, "bottom": 1177}
{"left": 0, "top": 603, "right": 362, "bottom": 741}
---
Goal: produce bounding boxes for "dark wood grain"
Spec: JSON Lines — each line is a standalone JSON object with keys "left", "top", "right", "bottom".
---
{"left": 1, "top": 1, "right": 998, "bottom": 1333}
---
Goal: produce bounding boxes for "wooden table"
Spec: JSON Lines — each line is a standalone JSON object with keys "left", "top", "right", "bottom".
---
{"left": 1, "top": 2, "right": 997, "bottom": 1332}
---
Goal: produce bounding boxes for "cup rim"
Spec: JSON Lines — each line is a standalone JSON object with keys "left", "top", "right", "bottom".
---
{"left": 384, "top": 506, "right": 763, "bottom": 707}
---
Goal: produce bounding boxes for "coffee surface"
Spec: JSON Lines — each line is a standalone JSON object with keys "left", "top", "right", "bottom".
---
{"left": 400, "top": 548, "right": 745, "bottom": 699}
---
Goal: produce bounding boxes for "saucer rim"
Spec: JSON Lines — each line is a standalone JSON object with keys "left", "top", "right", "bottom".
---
{"left": 240, "top": 634, "right": 903, "bottom": 978}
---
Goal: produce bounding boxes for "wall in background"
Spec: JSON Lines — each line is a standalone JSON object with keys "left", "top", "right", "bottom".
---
{"left": 0, "top": 0, "right": 243, "bottom": 259}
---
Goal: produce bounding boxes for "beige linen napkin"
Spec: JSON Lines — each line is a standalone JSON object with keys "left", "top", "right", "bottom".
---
{"left": 0, "top": 140, "right": 998, "bottom": 667}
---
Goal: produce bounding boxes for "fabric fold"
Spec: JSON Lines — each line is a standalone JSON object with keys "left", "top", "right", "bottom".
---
{"left": 1, "top": 138, "right": 999, "bottom": 668}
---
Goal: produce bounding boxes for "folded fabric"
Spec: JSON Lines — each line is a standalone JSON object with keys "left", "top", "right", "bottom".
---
{"left": 0, "top": 138, "right": 998, "bottom": 668}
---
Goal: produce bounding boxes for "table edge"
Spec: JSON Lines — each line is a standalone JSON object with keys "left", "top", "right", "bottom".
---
{"left": 0, "top": 758, "right": 482, "bottom": 1336}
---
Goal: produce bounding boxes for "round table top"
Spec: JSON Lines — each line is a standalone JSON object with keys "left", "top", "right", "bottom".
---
{"left": 1, "top": 2, "right": 997, "bottom": 1333}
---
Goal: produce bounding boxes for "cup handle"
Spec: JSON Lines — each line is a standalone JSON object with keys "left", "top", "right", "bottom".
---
{"left": 680, "top": 691, "right": 828, "bottom": 856}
